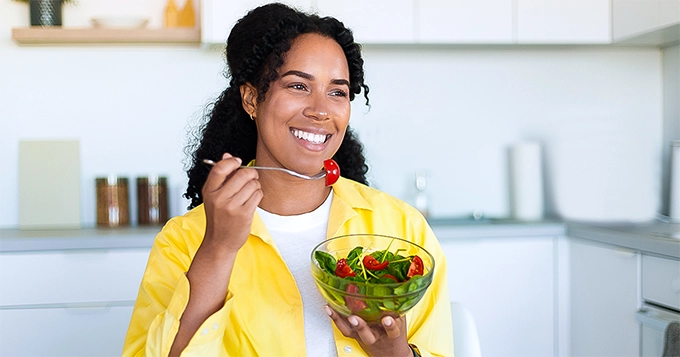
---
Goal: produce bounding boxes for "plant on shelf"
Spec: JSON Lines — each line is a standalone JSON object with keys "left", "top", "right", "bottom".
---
{"left": 13, "top": 0, "right": 77, "bottom": 27}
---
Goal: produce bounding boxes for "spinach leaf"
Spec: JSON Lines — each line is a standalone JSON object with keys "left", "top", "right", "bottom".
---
{"left": 315, "top": 251, "right": 337, "bottom": 275}
{"left": 347, "top": 246, "right": 363, "bottom": 271}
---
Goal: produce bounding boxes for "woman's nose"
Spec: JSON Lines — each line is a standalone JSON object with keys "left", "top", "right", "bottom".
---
{"left": 303, "top": 93, "right": 331, "bottom": 121}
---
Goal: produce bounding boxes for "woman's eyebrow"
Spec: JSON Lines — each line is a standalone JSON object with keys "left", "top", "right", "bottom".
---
{"left": 332, "top": 79, "right": 350, "bottom": 87}
{"left": 281, "top": 70, "right": 350, "bottom": 87}
{"left": 281, "top": 70, "right": 313, "bottom": 80}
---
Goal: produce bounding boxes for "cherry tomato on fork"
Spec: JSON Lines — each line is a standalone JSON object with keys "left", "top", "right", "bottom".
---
{"left": 323, "top": 159, "right": 340, "bottom": 186}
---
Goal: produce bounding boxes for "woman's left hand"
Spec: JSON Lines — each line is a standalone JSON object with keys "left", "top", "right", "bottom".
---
{"left": 325, "top": 306, "right": 413, "bottom": 357}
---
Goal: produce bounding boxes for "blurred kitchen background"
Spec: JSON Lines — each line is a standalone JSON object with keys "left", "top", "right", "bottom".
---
{"left": 1, "top": 0, "right": 676, "bottom": 228}
{"left": 1, "top": 1, "right": 680, "bottom": 357}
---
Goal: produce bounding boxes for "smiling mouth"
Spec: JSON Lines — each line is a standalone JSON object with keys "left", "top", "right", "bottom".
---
{"left": 291, "top": 129, "right": 331, "bottom": 144}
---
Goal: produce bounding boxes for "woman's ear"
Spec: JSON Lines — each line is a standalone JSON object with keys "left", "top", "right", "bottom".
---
{"left": 240, "top": 83, "right": 258, "bottom": 119}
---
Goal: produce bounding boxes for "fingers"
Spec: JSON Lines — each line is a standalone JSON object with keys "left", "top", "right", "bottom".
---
{"left": 325, "top": 306, "right": 404, "bottom": 345}
{"left": 203, "top": 154, "right": 261, "bottom": 201}
{"left": 382, "top": 316, "right": 401, "bottom": 340}
{"left": 348, "top": 315, "right": 378, "bottom": 345}
{"left": 202, "top": 153, "right": 243, "bottom": 193}
{"left": 325, "top": 306, "right": 354, "bottom": 337}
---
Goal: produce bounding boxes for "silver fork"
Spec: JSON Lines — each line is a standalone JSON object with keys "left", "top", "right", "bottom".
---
{"left": 202, "top": 159, "right": 326, "bottom": 180}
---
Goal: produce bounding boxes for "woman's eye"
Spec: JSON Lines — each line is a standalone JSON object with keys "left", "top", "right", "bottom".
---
{"left": 289, "top": 83, "right": 307, "bottom": 91}
{"left": 331, "top": 89, "right": 348, "bottom": 97}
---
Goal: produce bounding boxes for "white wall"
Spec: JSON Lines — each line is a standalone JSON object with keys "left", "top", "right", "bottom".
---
{"left": 353, "top": 45, "right": 662, "bottom": 222}
{"left": 0, "top": 2, "right": 665, "bottom": 228}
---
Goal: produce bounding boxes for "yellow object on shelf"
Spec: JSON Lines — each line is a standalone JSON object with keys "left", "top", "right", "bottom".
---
{"left": 164, "top": 0, "right": 179, "bottom": 28}
{"left": 179, "top": 0, "right": 196, "bottom": 27}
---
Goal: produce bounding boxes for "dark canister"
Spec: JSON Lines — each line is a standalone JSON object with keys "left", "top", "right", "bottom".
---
{"left": 137, "top": 175, "right": 169, "bottom": 225}
{"left": 96, "top": 175, "right": 130, "bottom": 228}
{"left": 30, "top": 0, "right": 62, "bottom": 27}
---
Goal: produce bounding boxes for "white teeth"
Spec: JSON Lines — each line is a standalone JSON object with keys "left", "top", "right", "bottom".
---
{"left": 292, "top": 129, "right": 327, "bottom": 144}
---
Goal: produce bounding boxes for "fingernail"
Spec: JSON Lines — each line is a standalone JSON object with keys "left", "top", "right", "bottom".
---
{"left": 324, "top": 306, "right": 332, "bottom": 316}
{"left": 222, "top": 153, "right": 231, "bottom": 159}
{"left": 349, "top": 316, "right": 359, "bottom": 326}
{"left": 383, "top": 317, "right": 393, "bottom": 326}
{"left": 235, "top": 157, "right": 242, "bottom": 165}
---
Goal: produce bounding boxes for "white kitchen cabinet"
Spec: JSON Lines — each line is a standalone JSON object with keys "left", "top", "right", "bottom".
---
{"left": 418, "top": 0, "right": 513, "bottom": 44}
{"left": 440, "top": 236, "right": 556, "bottom": 357}
{"left": 517, "top": 0, "right": 612, "bottom": 44}
{"left": 0, "top": 249, "right": 150, "bottom": 306}
{"left": 201, "top": 0, "right": 615, "bottom": 45}
{"left": 200, "top": 0, "right": 314, "bottom": 44}
{"left": 612, "top": 0, "right": 680, "bottom": 42}
{"left": 0, "top": 248, "right": 150, "bottom": 357}
{"left": 569, "top": 239, "right": 639, "bottom": 357}
{"left": 0, "top": 305, "right": 134, "bottom": 357}
{"left": 317, "top": 0, "right": 414, "bottom": 44}
{"left": 612, "top": 0, "right": 661, "bottom": 41}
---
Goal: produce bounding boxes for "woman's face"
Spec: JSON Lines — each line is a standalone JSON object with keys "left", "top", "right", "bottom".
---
{"left": 245, "top": 33, "right": 351, "bottom": 176}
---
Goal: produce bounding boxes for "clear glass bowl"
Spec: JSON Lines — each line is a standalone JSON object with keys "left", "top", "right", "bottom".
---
{"left": 311, "top": 234, "right": 434, "bottom": 322}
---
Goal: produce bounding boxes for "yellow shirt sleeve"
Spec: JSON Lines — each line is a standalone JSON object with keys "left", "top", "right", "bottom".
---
{"left": 122, "top": 218, "right": 235, "bottom": 357}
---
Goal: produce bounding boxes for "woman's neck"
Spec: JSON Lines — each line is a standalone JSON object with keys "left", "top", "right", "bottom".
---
{"left": 256, "top": 171, "right": 332, "bottom": 215}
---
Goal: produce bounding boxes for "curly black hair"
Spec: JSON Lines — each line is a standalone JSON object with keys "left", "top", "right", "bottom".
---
{"left": 184, "top": 3, "right": 371, "bottom": 209}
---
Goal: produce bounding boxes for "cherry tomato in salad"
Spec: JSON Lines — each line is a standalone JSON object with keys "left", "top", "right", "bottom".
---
{"left": 334, "top": 258, "right": 355, "bottom": 278}
{"left": 406, "top": 255, "right": 424, "bottom": 278}
{"left": 323, "top": 159, "right": 340, "bottom": 186}
{"left": 362, "top": 255, "right": 389, "bottom": 271}
{"left": 381, "top": 274, "right": 399, "bottom": 283}
{"left": 344, "top": 283, "right": 367, "bottom": 313}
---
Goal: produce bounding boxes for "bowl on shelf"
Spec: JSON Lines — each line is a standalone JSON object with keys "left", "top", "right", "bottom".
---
{"left": 91, "top": 17, "right": 149, "bottom": 29}
{"left": 311, "top": 234, "right": 434, "bottom": 323}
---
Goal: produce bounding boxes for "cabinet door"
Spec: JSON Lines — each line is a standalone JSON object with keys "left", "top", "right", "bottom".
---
{"left": 0, "top": 249, "right": 149, "bottom": 306}
{"left": 201, "top": 0, "right": 314, "bottom": 44}
{"left": 517, "top": 0, "right": 612, "bottom": 44}
{"left": 317, "top": 0, "right": 414, "bottom": 44}
{"left": 612, "top": 0, "right": 661, "bottom": 41}
{"left": 569, "top": 239, "right": 639, "bottom": 357}
{"left": 441, "top": 237, "right": 555, "bottom": 357}
{"left": 418, "top": 0, "right": 513, "bottom": 44}
{"left": 659, "top": 0, "right": 680, "bottom": 27}
{"left": 0, "top": 305, "right": 133, "bottom": 357}
{"left": 612, "top": 0, "right": 680, "bottom": 41}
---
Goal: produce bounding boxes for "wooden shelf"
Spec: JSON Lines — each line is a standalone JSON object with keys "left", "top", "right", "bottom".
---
{"left": 11, "top": 27, "right": 201, "bottom": 45}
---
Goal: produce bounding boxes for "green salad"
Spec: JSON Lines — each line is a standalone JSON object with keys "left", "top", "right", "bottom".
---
{"left": 313, "top": 242, "right": 431, "bottom": 321}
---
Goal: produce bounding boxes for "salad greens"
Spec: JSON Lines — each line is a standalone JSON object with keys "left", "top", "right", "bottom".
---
{"left": 313, "top": 242, "right": 430, "bottom": 321}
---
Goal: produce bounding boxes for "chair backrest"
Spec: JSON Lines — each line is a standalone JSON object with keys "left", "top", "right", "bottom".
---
{"left": 451, "top": 301, "right": 482, "bottom": 357}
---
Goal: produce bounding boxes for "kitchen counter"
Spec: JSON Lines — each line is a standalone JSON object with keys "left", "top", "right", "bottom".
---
{"left": 1, "top": 219, "right": 678, "bottom": 258}
{"left": 0, "top": 219, "right": 567, "bottom": 253}
{"left": 428, "top": 217, "right": 566, "bottom": 239}
{"left": 0, "top": 227, "right": 159, "bottom": 253}
{"left": 567, "top": 220, "right": 680, "bottom": 259}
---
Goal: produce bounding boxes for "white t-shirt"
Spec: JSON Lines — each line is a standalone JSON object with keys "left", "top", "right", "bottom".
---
{"left": 256, "top": 191, "right": 337, "bottom": 357}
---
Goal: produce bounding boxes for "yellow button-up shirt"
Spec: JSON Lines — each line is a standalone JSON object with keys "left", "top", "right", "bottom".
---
{"left": 123, "top": 177, "right": 454, "bottom": 357}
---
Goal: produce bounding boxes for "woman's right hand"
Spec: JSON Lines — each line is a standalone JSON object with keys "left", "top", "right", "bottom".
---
{"left": 201, "top": 153, "right": 263, "bottom": 253}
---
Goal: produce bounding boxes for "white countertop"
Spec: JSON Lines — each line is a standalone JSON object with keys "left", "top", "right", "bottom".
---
{"left": 0, "top": 220, "right": 565, "bottom": 253}
{"left": 0, "top": 226, "right": 159, "bottom": 253}
{"left": 1, "top": 219, "right": 677, "bottom": 258}
{"left": 566, "top": 220, "right": 680, "bottom": 259}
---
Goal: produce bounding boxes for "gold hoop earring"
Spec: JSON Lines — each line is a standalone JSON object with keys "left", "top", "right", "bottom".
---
{"left": 249, "top": 114, "right": 255, "bottom": 121}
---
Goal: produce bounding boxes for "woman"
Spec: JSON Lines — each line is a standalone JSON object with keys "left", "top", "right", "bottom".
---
{"left": 122, "top": 3, "right": 453, "bottom": 357}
